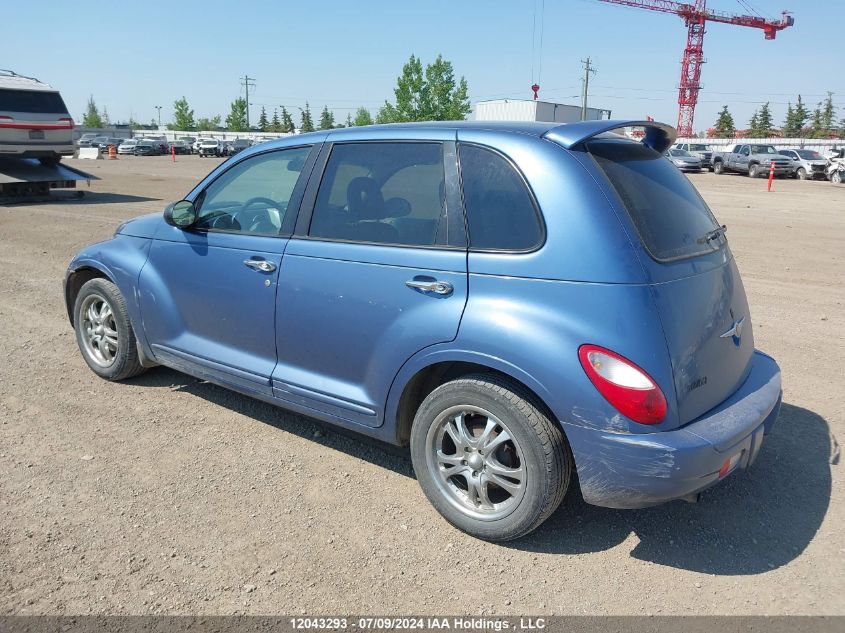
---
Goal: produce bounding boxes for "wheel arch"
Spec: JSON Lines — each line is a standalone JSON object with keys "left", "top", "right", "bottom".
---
{"left": 387, "top": 350, "right": 559, "bottom": 448}
{"left": 65, "top": 264, "right": 116, "bottom": 325}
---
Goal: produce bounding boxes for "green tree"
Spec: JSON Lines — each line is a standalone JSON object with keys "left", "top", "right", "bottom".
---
{"left": 197, "top": 115, "right": 221, "bottom": 131}
{"left": 712, "top": 105, "right": 735, "bottom": 138}
{"left": 226, "top": 98, "right": 248, "bottom": 131}
{"left": 281, "top": 106, "right": 294, "bottom": 133}
{"left": 377, "top": 54, "right": 471, "bottom": 123}
{"left": 794, "top": 94, "right": 810, "bottom": 137}
{"left": 820, "top": 92, "right": 837, "bottom": 136}
{"left": 756, "top": 102, "right": 773, "bottom": 137}
{"left": 782, "top": 102, "right": 798, "bottom": 138}
{"left": 353, "top": 106, "right": 374, "bottom": 127}
{"left": 271, "top": 108, "right": 281, "bottom": 133}
{"left": 747, "top": 110, "right": 760, "bottom": 138}
{"left": 318, "top": 105, "right": 335, "bottom": 130}
{"left": 300, "top": 102, "right": 314, "bottom": 132}
{"left": 345, "top": 113, "right": 353, "bottom": 127}
{"left": 81, "top": 95, "right": 103, "bottom": 128}
{"left": 258, "top": 106, "right": 269, "bottom": 132}
{"left": 127, "top": 116, "right": 141, "bottom": 130}
{"left": 809, "top": 105, "right": 824, "bottom": 138}
{"left": 169, "top": 96, "right": 195, "bottom": 131}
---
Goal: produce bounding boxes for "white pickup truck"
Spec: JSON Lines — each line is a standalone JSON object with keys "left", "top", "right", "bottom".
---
{"left": 711, "top": 143, "right": 794, "bottom": 178}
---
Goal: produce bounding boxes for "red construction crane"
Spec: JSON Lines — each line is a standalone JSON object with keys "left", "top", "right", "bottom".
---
{"left": 597, "top": 1, "right": 794, "bottom": 137}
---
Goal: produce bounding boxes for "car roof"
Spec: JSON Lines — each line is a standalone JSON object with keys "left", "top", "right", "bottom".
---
{"left": 0, "top": 70, "right": 55, "bottom": 92}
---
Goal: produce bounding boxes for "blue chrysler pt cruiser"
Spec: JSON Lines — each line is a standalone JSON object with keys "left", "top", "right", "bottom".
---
{"left": 65, "top": 120, "right": 782, "bottom": 541}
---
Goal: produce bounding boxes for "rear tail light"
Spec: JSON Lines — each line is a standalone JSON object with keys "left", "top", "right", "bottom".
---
{"left": 578, "top": 344, "right": 667, "bottom": 425}
{"left": 59, "top": 117, "right": 74, "bottom": 128}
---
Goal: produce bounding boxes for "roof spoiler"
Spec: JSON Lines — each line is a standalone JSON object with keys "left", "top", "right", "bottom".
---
{"left": 543, "top": 120, "right": 677, "bottom": 153}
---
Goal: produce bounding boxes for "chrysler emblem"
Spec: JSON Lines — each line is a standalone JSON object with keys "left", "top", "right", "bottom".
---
{"left": 720, "top": 316, "right": 745, "bottom": 344}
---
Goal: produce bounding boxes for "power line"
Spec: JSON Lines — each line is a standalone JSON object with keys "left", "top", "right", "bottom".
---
{"left": 240, "top": 74, "right": 256, "bottom": 128}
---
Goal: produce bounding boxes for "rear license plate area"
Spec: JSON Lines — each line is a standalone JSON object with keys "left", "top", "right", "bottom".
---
{"left": 29, "top": 130, "right": 45, "bottom": 140}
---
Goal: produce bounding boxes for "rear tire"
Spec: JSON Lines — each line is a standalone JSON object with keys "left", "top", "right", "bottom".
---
{"left": 410, "top": 374, "right": 570, "bottom": 541}
{"left": 73, "top": 279, "right": 146, "bottom": 381}
{"left": 833, "top": 171, "right": 843, "bottom": 184}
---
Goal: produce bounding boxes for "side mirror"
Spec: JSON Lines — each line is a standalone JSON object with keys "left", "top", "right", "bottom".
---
{"left": 164, "top": 200, "right": 197, "bottom": 228}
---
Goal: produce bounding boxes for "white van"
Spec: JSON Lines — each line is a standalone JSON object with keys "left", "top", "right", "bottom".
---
{"left": 0, "top": 70, "right": 74, "bottom": 163}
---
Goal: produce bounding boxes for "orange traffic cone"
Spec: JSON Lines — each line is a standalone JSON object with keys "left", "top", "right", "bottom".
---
{"left": 108, "top": 144, "right": 117, "bottom": 160}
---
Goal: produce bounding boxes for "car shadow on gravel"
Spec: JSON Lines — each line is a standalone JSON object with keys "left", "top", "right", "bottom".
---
{"left": 127, "top": 368, "right": 416, "bottom": 477}
{"left": 511, "top": 402, "right": 835, "bottom": 575}
{"left": 72, "top": 192, "right": 161, "bottom": 204}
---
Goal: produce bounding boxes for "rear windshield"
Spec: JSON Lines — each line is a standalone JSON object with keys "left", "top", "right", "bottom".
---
{"left": 0, "top": 89, "right": 69, "bottom": 114}
{"left": 588, "top": 140, "right": 721, "bottom": 262}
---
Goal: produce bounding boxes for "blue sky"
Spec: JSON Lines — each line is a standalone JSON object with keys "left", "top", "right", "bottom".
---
{"left": 2, "top": 0, "right": 839, "bottom": 133}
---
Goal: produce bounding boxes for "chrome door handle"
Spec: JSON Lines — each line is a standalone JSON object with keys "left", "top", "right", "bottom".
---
{"left": 405, "top": 279, "right": 453, "bottom": 296}
{"left": 244, "top": 259, "right": 276, "bottom": 273}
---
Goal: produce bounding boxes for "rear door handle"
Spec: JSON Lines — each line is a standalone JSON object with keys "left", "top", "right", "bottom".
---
{"left": 405, "top": 278, "right": 453, "bottom": 296}
{"left": 244, "top": 259, "right": 276, "bottom": 273}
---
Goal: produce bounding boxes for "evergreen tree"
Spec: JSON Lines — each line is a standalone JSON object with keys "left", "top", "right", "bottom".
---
{"left": 170, "top": 96, "right": 195, "bottom": 130}
{"left": 100, "top": 107, "right": 110, "bottom": 126}
{"left": 300, "top": 103, "right": 314, "bottom": 132}
{"left": 258, "top": 106, "right": 269, "bottom": 132}
{"left": 808, "top": 105, "right": 823, "bottom": 138}
{"left": 747, "top": 110, "right": 760, "bottom": 138}
{"left": 345, "top": 113, "right": 353, "bottom": 128}
{"left": 271, "top": 109, "right": 281, "bottom": 133}
{"left": 318, "top": 105, "right": 335, "bottom": 130}
{"left": 377, "top": 54, "right": 471, "bottom": 123}
{"left": 225, "top": 98, "right": 248, "bottom": 132}
{"left": 713, "top": 105, "right": 735, "bottom": 138}
{"left": 820, "top": 92, "right": 836, "bottom": 137}
{"left": 794, "top": 94, "right": 809, "bottom": 136}
{"left": 782, "top": 102, "right": 798, "bottom": 138}
{"left": 756, "top": 102, "right": 773, "bottom": 137}
{"left": 353, "top": 106, "right": 374, "bottom": 127}
{"left": 81, "top": 96, "right": 103, "bottom": 128}
{"left": 281, "top": 106, "right": 294, "bottom": 133}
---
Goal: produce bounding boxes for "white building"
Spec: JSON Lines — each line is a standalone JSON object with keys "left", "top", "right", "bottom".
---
{"left": 474, "top": 99, "right": 611, "bottom": 123}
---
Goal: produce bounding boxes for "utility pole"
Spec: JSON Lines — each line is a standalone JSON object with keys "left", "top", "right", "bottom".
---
{"left": 580, "top": 57, "right": 597, "bottom": 121}
{"left": 240, "top": 74, "right": 256, "bottom": 129}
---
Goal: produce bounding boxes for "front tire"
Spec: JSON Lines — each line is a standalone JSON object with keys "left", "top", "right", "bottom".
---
{"left": 73, "top": 278, "right": 146, "bottom": 381}
{"left": 748, "top": 163, "right": 759, "bottom": 178}
{"left": 832, "top": 170, "right": 843, "bottom": 184}
{"left": 713, "top": 161, "right": 724, "bottom": 175}
{"left": 410, "top": 374, "right": 570, "bottom": 541}
{"left": 796, "top": 167, "right": 808, "bottom": 180}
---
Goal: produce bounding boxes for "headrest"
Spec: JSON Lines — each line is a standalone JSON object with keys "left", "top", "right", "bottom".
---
{"left": 347, "top": 177, "right": 385, "bottom": 220}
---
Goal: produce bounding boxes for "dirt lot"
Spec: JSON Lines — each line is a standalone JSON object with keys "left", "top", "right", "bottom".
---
{"left": 1, "top": 155, "right": 843, "bottom": 615}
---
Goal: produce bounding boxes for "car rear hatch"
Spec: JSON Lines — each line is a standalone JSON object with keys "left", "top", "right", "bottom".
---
{"left": 584, "top": 136, "right": 754, "bottom": 426}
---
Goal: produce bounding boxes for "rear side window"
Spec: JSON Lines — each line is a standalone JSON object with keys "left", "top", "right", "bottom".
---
{"left": 0, "top": 89, "right": 68, "bottom": 114}
{"left": 588, "top": 140, "right": 721, "bottom": 262}
{"left": 459, "top": 144, "right": 542, "bottom": 251}
{"left": 309, "top": 142, "right": 445, "bottom": 247}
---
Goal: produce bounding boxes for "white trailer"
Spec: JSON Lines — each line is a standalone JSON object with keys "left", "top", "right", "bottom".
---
{"left": 474, "top": 99, "right": 611, "bottom": 123}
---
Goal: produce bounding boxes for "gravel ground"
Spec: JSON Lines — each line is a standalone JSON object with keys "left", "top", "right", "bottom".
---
{"left": 1, "top": 155, "right": 842, "bottom": 615}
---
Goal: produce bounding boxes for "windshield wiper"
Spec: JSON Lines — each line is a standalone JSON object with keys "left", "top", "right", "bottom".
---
{"left": 697, "top": 224, "right": 727, "bottom": 244}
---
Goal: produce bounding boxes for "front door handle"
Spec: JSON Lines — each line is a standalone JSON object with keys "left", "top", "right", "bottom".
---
{"left": 405, "top": 278, "right": 453, "bottom": 296}
{"left": 244, "top": 259, "right": 276, "bottom": 273}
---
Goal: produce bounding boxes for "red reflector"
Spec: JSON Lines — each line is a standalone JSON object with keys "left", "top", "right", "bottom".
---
{"left": 578, "top": 344, "right": 668, "bottom": 425}
{"left": 718, "top": 459, "right": 731, "bottom": 478}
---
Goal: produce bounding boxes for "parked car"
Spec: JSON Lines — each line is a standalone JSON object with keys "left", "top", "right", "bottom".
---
{"left": 95, "top": 137, "right": 125, "bottom": 153}
{"left": 673, "top": 142, "right": 713, "bottom": 168}
{"left": 711, "top": 143, "right": 793, "bottom": 177}
{"left": 133, "top": 139, "right": 161, "bottom": 156}
{"left": 664, "top": 148, "right": 702, "bottom": 172}
{"left": 64, "top": 120, "right": 781, "bottom": 541}
{"left": 827, "top": 156, "right": 844, "bottom": 184}
{"left": 198, "top": 139, "right": 222, "bottom": 157}
{"left": 777, "top": 149, "right": 829, "bottom": 180}
{"left": 117, "top": 139, "right": 139, "bottom": 155}
{"left": 0, "top": 69, "right": 75, "bottom": 163}
{"left": 170, "top": 139, "right": 192, "bottom": 155}
{"left": 75, "top": 133, "right": 98, "bottom": 148}
{"left": 178, "top": 136, "right": 196, "bottom": 152}
{"left": 193, "top": 138, "right": 208, "bottom": 153}
{"left": 225, "top": 138, "right": 251, "bottom": 156}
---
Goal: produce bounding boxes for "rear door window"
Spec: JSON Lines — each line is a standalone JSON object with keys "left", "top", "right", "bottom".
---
{"left": 588, "top": 140, "right": 721, "bottom": 262}
{"left": 458, "top": 144, "right": 542, "bottom": 251}
{"left": 0, "top": 89, "right": 69, "bottom": 114}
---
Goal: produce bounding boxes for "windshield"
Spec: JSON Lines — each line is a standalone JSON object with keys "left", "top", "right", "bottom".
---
{"left": 669, "top": 149, "right": 691, "bottom": 157}
{"left": 589, "top": 140, "right": 721, "bottom": 262}
{"left": 749, "top": 145, "right": 778, "bottom": 154}
{"left": 796, "top": 150, "right": 823, "bottom": 160}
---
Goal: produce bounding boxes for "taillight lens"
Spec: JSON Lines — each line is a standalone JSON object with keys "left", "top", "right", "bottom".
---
{"left": 59, "top": 117, "right": 74, "bottom": 128}
{"left": 578, "top": 344, "right": 667, "bottom": 425}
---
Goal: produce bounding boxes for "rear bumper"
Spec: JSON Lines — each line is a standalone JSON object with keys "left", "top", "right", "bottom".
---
{"left": 0, "top": 144, "right": 74, "bottom": 158}
{"left": 565, "top": 350, "right": 782, "bottom": 509}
